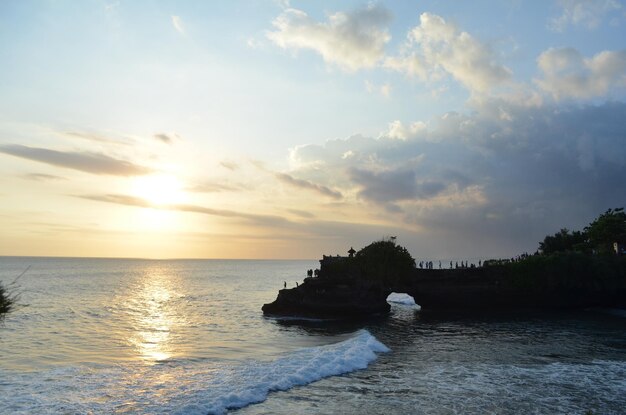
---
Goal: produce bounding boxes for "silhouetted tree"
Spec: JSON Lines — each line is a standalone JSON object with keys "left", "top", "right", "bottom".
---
{"left": 355, "top": 239, "right": 415, "bottom": 284}
{"left": 585, "top": 208, "right": 626, "bottom": 254}
{"left": 539, "top": 228, "right": 588, "bottom": 255}
{"left": 0, "top": 282, "right": 14, "bottom": 320}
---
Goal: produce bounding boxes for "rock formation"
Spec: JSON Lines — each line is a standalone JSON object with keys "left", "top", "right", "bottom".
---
{"left": 262, "top": 242, "right": 626, "bottom": 318}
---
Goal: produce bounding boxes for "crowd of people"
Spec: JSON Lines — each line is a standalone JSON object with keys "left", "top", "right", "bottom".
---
{"left": 417, "top": 260, "right": 483, "bottom": 269}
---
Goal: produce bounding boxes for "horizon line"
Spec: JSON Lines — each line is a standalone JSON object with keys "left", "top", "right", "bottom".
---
{"left": 0, "top": 254, "right": 319, "bottom": 261}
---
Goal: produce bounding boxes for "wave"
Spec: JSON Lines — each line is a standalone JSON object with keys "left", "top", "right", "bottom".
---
{"left": 176, "top": 330, "right": 389, "bottom": 414}
{"left": 1, "top": 330, "right": 389, "bottom": 415}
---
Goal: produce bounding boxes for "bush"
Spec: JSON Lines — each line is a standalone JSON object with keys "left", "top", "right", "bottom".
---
{"left": 506, "top": 252, "right": 626, "bottom": 292}
{"left": 355, "top": 239, "right": 415, "bottom": 284}
{"left": 0, "top": 282, "right": 14, "bottom": 319}
{"left": 585, "top": 207, "right": 626, "bottom": 254}
{"left": 539, "top": 228, "right": 588, "bottom": 254}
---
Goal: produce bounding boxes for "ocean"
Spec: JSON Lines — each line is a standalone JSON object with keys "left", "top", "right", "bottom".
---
{"left": 0, "top": 257, "right": 625, "bottom": 414}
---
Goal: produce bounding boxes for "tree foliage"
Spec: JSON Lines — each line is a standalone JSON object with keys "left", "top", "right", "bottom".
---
{"left": 355, "top": 239, "right": 415, "bottom": 283}
{"left": 0, "top": 282, "right": 14, "bottom": 319}
{"left": 584, "top": 208, "right": 626, "bottom": 254}
{"left": 539, "top": 228, "right": 587, "bottom": 255}
{"left": 537, "top": 207, "right": 626, "bottom": 255}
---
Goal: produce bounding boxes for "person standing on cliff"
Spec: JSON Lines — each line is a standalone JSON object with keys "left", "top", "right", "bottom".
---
{"left": 283, "top": 281, "right": 286, "bottom": 289}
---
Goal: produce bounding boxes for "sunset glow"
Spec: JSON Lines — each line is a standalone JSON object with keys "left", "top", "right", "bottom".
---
{"left": 0, "top": 1, "right": 624, "bottom": 259}
{"left": 131, "top": 175, "right": 187, "bottom": 207}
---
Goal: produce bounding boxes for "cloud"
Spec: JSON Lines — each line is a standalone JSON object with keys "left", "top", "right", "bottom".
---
{"left": 549, "top": 0, "right": 623, "bottom": 31}
{"left": 154, "top": 133, "right": 177, "bottom": 144}
{"left": 220, "top": 161, "right": 239, "bottom": 171}
{"left": 21, "top": 173, "right": 67, "bottom": 181}
{"left": 172, "top": 15, "right": 185, "bottom": 34}
{"left": 287, "top": 100, "right": 626, "bottom": 253}
{"left": 384, "top": 12, "right": 512, "bottom": 94}
{"left": 266, "top": 7, "right": 512, "bottom": 96}
{"left": 350, "top": 167, "right": 447, "bottom": 203}
{"left": 62, "top": 131, "right": 131, "bottom": 146}
{"left": 365, "top": 80, "right": 391, "bottom": 97}
{"left": 0, "top": 144, "right": 153, "bottom": 176}
{"left": 535, "top": 47, "right": 626, "bottom": 99}
{"left": 77, "top": 193, "right": 292, "bottom": 228}
{"left": 275, "top": 172, "right": 343, "bottom": 199}
{"left": 267, "top": 4, "right": 391, "bottom": 71}
{"left": 76, "top": 193, "right": 419, "bottom": 250}
{"left": 386, "top": 120, "right": 427, "bottom": 140}
{"left": 186, "top": 181, "right": 247, "bottom": 193}
{"left": 287, "top": 208, "right": 316, "bottom": 218}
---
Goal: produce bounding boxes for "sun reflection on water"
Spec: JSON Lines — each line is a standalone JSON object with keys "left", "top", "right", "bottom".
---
{"left": 126, "top": 267, "right": 183, "bottom": 363}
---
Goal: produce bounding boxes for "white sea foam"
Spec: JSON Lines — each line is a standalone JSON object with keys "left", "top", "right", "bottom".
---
{"left": 387, "top": 292, "right": 418, "bottom": 307}
{"left": 176, "top": 329, "right": 389, "bottom": 414}
{"left": 1, "top": 330, "right": 389, "bottom": 415}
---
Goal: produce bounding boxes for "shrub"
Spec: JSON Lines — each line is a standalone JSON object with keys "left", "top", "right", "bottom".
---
{"left": 355, "top": 239, "right": 415, "bottom": 284}
{"left": 0, "top": 282, "right": 14, "bottom": 319}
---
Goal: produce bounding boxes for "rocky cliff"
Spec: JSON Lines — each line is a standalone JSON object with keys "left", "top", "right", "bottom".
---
{"left": 262, "top": 253, "right": 626, "bottom": 318}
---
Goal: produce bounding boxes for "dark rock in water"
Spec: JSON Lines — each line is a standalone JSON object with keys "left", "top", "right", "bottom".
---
{"left": 262, "top": 277, "right": 390, "bottom": 318}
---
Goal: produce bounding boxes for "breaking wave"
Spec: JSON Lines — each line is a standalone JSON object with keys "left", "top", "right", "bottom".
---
{"left": 1, "top": 330, "right": 389, "bottom": 415}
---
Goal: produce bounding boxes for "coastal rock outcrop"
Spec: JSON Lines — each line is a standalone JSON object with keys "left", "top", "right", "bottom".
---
{"left": 262, "top": 241, "right": 626, "bottom": 318}
{"left": 261, "top": 277, "right": 390, "bottom": 318}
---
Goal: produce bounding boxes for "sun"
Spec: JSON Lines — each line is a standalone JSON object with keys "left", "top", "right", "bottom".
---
{"left": 131, "top": 174, "right": 186, "bottom": 206}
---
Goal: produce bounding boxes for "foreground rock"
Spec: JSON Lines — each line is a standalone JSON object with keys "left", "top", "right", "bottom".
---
{"left": 262, "top": 277, "right": 390, "bottom": 318}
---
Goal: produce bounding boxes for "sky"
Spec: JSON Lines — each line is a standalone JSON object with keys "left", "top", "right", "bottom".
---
{"left": 0, "top": 0, "right": 625, "bottom": 259}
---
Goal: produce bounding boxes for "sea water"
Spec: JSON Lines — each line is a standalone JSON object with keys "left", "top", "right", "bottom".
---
{"left": 0, "top": 257, "right": 625, "bottom": 414}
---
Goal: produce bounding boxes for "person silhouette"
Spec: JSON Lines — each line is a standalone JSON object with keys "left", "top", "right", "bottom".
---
{"left": 283, "top": 281, "right": 286, "bottom": 289}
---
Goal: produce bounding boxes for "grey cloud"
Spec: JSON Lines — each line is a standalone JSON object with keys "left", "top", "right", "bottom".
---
{"left": 287, "top": 209, "right": 316, "bottom": 219}
{"left": 275, "top": 172, "right": 343, "bottom": 199}
{"left": 350, "top": 167, "right": 447, "bottom": 203}
{"left": 154, "top": 133, "right": 177, "bottom": 144}
{"left": 289, "top": 100, "right": 626, "bottom": 255}
{"left": 0, "top": 144, "right": 153, "bottom": 176}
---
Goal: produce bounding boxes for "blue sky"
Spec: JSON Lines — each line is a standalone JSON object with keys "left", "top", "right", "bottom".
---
{"left": 0, "top": 0, "right": 625, "bottom": 259}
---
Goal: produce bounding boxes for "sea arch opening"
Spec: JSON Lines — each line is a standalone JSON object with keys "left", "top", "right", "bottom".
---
{"left": 386, "top": 292, "right": 420, "bottom": 309}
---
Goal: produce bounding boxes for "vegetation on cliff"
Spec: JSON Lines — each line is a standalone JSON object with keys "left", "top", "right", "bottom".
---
{"left": 355, "top": 239, "right": 415, "bottom": 283}
{"left": 585, "top": 207, "right": 626, "bottom": 254}
{"left": 319, "top": 238, "right": 415, "bottom": 285}
{"left": 495, "top": 207, "right": 626, "bottom": 302}
{"left": 0, "top": 282, "right": 14, "bottom": 320}
{"left": 508, "top": 251, "right": 626, "bottom": 290}
{"left": 539, "top": 207, "right": 626, "bottom": 255}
